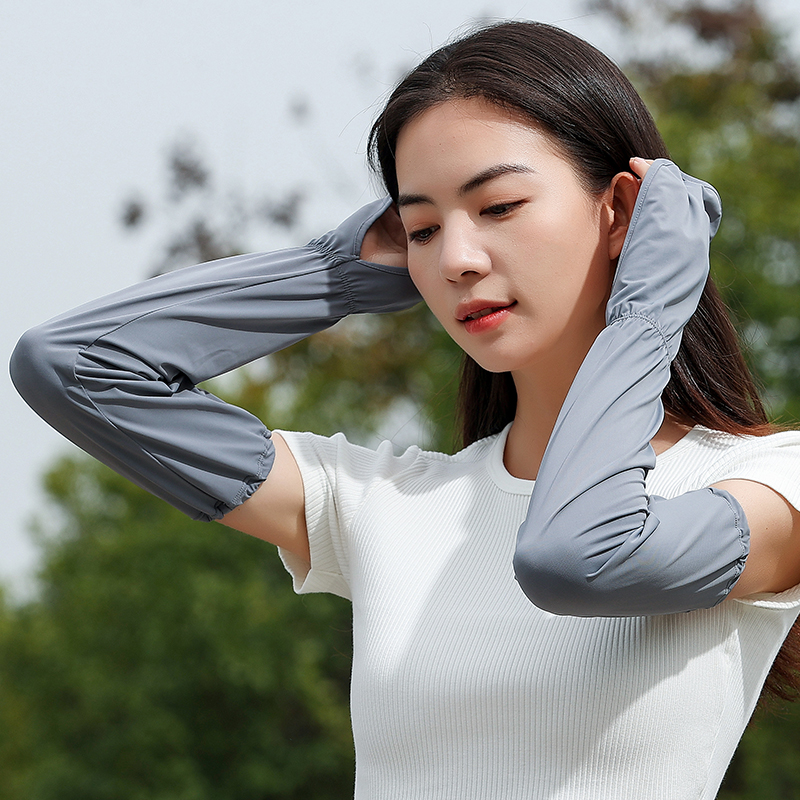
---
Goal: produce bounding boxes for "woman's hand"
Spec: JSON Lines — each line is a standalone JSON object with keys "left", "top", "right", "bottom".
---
{"left": 360, "top": 203, "right": 408, "bottom": 269}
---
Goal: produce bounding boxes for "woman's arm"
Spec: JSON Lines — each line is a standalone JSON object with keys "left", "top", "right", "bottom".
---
{"left": 719, "top": 479, "right": 800, "bottom": 598}
{"left": 10, "top": 199, "right": 418, "bottom": 544}
{"left": 512, "top": 159, "right": 766, "bottom": 617}
{"left": 220, "top": 433, "right": 311, "bottom": 561}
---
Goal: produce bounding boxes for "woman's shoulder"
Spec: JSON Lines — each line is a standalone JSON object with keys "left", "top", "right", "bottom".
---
{"left": 651, "top": 424, "right": 800, "bottom": 507}
{"left": 679, "top": 424, "right": 800, "bottom": 462}
{"left": 657, "top": 424, "right": 800, "bottom": 462}
{"left": 275, "top": 427, "right": 504, "bottom": 483}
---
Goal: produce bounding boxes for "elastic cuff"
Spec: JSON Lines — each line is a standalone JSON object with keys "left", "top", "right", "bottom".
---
{"left": 212, "top": 429, "right": 276, "bottom": 521}
{"left": 708, "top": 486, "right": 751, "bottom": 604}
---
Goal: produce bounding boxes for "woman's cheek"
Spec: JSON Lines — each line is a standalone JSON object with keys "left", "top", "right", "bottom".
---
{"left": 406, "top": 256, "right": 432, "bottom": 295}
{"left": 408, "top": 269, "right": 450, "bottom": 329}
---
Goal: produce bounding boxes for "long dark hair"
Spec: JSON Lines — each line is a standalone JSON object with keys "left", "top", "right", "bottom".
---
{"left": 368, "top": 20, "right": 798, "bottom": 703}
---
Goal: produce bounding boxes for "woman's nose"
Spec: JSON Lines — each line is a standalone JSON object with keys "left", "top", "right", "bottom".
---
{"left": 437, "top": 223, "right": 491, "bottom": 282}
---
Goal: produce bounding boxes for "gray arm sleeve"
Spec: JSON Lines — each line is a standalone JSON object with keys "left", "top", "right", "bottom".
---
{"left": 10, "top": 198, "right": 420, "bottom": 521}
{"left": 513, "top": 160, "right": 750, "bottom": 617}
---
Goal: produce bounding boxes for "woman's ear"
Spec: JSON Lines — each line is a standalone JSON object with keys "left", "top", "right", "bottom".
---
{"left": 606, "top": 171, "right": 640, "bottom": 260}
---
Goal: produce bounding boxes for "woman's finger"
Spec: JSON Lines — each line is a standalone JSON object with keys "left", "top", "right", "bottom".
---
{"left": 629, "top": 156, "right": 655, "bottom": 179}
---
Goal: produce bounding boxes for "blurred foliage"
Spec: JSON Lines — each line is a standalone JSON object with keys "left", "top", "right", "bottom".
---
{"left": 3, "top": 1, "right": 800, "bottom": 798}
{"left": 719, "top": 700, "right": 800, "bottom": 798}
{"left": 595, "top": 0, "right": 800, "bottom": 423}
{"left": 0, "top": 460, "right": 354, "bottom": 799}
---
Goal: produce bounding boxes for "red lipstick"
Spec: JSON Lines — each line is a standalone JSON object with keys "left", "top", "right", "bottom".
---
{"left": 458, "top": 301, "right": 516, "bottom": 334}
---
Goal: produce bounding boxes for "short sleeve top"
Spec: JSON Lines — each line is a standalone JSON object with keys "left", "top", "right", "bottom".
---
{"left": 275, "top": 425, "right": 800, "bottom": 800}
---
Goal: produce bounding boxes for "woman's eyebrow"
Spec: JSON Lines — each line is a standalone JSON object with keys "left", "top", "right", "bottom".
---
{"left": 397, "top": 163, "right": 535, "bottom": 208}
{"left": 459, "top": 163, "right": 535, "bottom": 195}
{"left": 396, "top": 192, "right": 433, "bottom": 208}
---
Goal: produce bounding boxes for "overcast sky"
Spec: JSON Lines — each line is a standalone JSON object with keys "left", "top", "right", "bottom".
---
{"left": 3, "top": 0, "right": 800, "bottom": 597}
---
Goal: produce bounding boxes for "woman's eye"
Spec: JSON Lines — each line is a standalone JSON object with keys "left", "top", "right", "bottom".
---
{"left": 483, "top": 201, "right": 521, "bottom": 217}
{"left": 408, "top": 226, "right": 438, "bottom": 244}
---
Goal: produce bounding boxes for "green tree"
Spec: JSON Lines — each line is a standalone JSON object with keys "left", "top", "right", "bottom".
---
{"left": 0, "top": 458, "right": 354, "bottom": 799}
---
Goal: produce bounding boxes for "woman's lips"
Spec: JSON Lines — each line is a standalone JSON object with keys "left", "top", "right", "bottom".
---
{"left": 462, "top": 302, "right": 516, "bottom": 334}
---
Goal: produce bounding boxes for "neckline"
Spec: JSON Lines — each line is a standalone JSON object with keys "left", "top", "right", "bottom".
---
{"left": 654, "top": 425, "right": 702, "bottom": 465}
{"left": 486, "top": 423, "right": 701, "bottom": 493}
{"left": 486, "top": 423, "right": 535, "bottom": 494}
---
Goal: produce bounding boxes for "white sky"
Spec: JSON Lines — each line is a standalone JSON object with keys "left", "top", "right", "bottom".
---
{"left": 3, "top": 0, "right": 799, "bottom": 597}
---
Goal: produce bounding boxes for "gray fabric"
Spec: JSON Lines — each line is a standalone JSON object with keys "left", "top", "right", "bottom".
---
{"left": 513, "top": 160, "right": 750, "bottom": 616}
{"left": 11, "top": 161, "right": 751, "bottom": 616}
{"left": 10, "top": 199, "right": 420, "bottom": 521}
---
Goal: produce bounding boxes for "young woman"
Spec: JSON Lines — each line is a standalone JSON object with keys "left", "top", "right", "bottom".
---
{"left": 11, "top": 20, "right": 800, "bottom": 799}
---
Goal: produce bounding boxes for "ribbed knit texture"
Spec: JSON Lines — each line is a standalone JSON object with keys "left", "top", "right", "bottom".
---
{"left": 277, "top": 425, "right": 800, "bottom": 799}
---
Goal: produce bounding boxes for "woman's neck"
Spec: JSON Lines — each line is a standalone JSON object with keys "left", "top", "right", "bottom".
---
{"left": 503, "top": 367, "right": 571, "bottom": 481}
{"left": 502, "top": 365, "right": 693, "bottom": 481}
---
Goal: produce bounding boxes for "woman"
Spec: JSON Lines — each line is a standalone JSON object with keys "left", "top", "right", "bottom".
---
{"left": 11, "top": 20, "right": 800, "bottom": 799}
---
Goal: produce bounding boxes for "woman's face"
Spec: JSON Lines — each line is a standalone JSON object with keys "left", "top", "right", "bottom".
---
{"left": 394, "top": 98, "right": 620, "bottom": 380}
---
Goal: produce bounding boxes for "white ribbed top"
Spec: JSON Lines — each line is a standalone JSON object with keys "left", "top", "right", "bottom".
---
{"left": 277, "top": 425, "right": 800, "bottom": 799}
